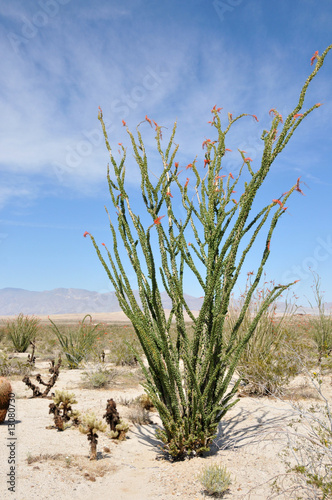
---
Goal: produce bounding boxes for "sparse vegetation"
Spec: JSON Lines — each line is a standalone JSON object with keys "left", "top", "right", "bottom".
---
{"left": 308, "top": 271, "right": 332, "bottom": 365}
{"left": 81, "top": 364, "right": 117, "bottom": 389}
{"left": 272, "top": 367, "right": 332, "bottom": 499}
{"left": 0, "top": 351, "right": 33, "bottom": 378}
{"left": 49, "top": 315, "right": 100, "bottom": 369}
{"left": 2, "top": 306, "right": 332, "bottom": 497}
{"left": 227, "top": 280, "right": 302, "bottom": 397}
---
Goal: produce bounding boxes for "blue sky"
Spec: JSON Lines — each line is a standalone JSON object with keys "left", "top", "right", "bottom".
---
{"left": 0, "top": 0, "right": 331, "bottom": 307}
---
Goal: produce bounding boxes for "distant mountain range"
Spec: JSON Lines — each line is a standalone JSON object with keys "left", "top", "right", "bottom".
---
{"left": 0, "top": 287, "right": 329, "bottom": 317}
{"left": 0, "top": 287, "right": 204, "bottom": 316}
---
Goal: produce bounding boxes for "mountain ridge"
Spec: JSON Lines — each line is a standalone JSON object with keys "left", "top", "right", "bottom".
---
{"left": 0, "top": 287, "right": 204, "bottom": 316}
{"left": 0, "top": 287, "right": 329, "bottom": 316}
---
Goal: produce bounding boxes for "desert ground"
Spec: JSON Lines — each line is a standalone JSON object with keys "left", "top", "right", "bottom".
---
{"left": 0, "top": 313, "right": 330, "bottom": 500}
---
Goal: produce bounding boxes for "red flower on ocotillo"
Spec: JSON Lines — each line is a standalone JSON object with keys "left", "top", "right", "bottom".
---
{"left": 184, "top": 178, "right": 189, "bottom": 188}
{"left": 122, "top": 120, "right": 126, "bottom": 126}
{"left": 202, "top": 139, "right": 211, "bottom": 149}
{"left": 83, "top": 231, "right": 90, "bottom": 238}
{"left": 211, "top": 105, "right": 222, "bottom": 113}
{"left": 229, "top": 173, "right": 234, "bottom": 179}
{"left": 145, "top": 115, "right": 152, "bottom": 126}
{"left": 295, "top": 177, "right": 305, "bottom": 195}
{"left": 252, "top": 114, "right": 259, "bottom": 122}
{"left": 154, "top": 215, "right": 165, "bottom": 225}
{"left": 293, "top": 113, "right": 304, "bottom": 119}
{"left": 272, "top": 199, "right": 287, "bottom": 211}
{"left": 310, "top": 50, "right": 319, "bottom": 65}
{"left": 244, "top": 157, "right": 253, "bottom": 162}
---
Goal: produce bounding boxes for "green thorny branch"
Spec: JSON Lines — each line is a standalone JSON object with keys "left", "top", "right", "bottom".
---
{"left": 85, "top": 46, "right": 331, "bottom": 459}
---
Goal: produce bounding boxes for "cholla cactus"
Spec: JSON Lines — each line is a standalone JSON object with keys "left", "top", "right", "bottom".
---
{"left": 49, "top": 390, "right": 80, "bottom": 430}
{"left": 79, "top": 412, "right": 107, "bottom": 460}
{"left": 86, "top": 46, "right": 332, "bottom": 459}
{"left": 109, "top": 420, "right": 129, "bottom": 441}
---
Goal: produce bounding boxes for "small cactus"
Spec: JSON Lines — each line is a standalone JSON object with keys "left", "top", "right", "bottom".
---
{"left": 0, "top": 377, "right": 12, "bottom": 424}
{"left": 49, "top": 390, "right": 80, "bottom": 430}
{"left": 103, "top": 398, "right": 120, "bottom": 431}
{"left": 109, "top": 419, "right": 129, "bottom": 441}
{"left": 79, "top": 412, "right": 107, "bottom": 460}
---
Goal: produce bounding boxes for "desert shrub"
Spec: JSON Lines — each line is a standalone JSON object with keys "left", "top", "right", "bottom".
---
{"left": 0, "top": 323, "right": 6, "bottom": 343}
{"left": 49, "top": 315, "right": 100, "bottom": 369}
{"left": 81, "top": 364, "right": 117, "bottom": 389}
{"left": 198, "top": 463, "right": 232, "bottom": 497}
{"left": 108, "top": 338, "right": 139, "bottom": 366}
{"left": 272, "top": 368, "right": 332, "bottom": 499}
{"left": 308, "top": 272, "right": 332, "bottom": 366}
{"left": 0, "top": 352, "right": 33, "bottom": 377}
{"left": 125, "top": 394, "right": 154, "bottom": 424}
{"left": 128, "top": 406, "right": 152, "bottom": 425}
{"left": 229, "top": 282, "right": 301, "bottom": 396}
{"left": 5, "top": 313, "right": 40, "bottom": 353}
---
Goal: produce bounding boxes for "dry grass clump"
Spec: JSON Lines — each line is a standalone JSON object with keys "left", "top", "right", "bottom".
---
{"left": 80, "top": 364, "right": 117, "bottom": 389}
{"left": 197, "top": 462, "right": 232, "bottom": 497}
{"left": 0, "top": 352, "right": 33, "bottom": 378}
{"left": 128, "top": 406, "right": 153, "bottom": 425}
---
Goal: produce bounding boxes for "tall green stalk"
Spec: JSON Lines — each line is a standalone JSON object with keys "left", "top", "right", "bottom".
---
{"left": 86, "top": 46, "right": 331, "bottom": 459}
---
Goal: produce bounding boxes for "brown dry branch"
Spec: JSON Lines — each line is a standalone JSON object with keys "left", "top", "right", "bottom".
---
{"left": 27, "top": 340, "right": 36, "bottom": 365}
{"left": 23, "top": 355, "right": 61, "bottom": 398}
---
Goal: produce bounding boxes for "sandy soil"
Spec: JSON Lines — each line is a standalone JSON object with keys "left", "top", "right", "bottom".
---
{"left": 0, "top": 311, "right": 201, "bottom": 325}
{"left": 0, "top": 354, "right": 329, "bottom": 500}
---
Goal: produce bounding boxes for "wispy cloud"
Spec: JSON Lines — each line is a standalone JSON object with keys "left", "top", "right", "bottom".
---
{"left": 0, "top": 2, "right": 331, "bottom": 211}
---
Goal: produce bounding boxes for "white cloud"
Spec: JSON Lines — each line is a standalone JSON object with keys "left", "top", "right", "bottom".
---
{"left": 0, "top": 3, "right": 331, "bottom": 210}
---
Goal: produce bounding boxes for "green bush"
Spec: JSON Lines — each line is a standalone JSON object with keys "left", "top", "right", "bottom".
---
{"left": 5, "top": 313, "right": 40, "bottom": 353}
{"left": 81, "top": 364, "right": 117, "bottom": 388}
{"left": 49, "top": 314, "right": 100, "bottom": 369}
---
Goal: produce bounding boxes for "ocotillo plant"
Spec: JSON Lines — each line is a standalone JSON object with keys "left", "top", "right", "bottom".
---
{"left": 85, "top": 46, "right": 331, "bottom": 459}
